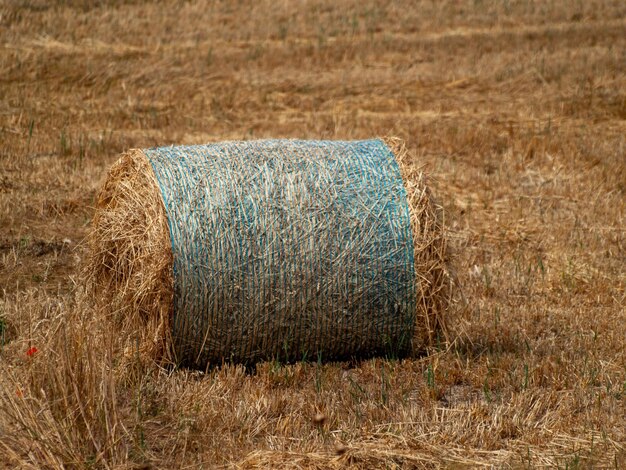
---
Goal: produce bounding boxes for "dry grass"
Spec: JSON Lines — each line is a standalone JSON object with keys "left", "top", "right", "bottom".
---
{"left": 0, "top": 0, "right": 624, "bottom": 468}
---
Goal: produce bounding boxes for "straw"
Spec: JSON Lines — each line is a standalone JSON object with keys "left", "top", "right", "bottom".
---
{"left": 88, "top": 138, "right": 451, "bottom": 368}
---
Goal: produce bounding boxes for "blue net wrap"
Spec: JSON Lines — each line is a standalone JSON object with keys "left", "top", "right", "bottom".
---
{"left": 144, "top": 139, "right": 416, "bottom": 367}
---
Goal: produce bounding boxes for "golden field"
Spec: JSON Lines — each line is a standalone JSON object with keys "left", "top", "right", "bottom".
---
{"left": 0, "top": 1, "right": 624, "bottom": 468}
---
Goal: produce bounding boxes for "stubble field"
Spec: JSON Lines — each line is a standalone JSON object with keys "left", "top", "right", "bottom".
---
{"left": 0, "top": 1, "right": 625, "bottom": 468}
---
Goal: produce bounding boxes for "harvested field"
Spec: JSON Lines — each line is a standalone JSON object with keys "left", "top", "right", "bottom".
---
{"left": 0, "top": 0, "right": 624, "bottom": 468}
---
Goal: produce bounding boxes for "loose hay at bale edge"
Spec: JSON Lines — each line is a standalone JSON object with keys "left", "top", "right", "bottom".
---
{"left": 88, "top": 138, "right": 453, "bottom": 368}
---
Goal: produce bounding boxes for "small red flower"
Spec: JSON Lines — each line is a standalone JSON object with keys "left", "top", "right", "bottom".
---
{"left": 26, "top": 346, "right": 38, "bottom": 357}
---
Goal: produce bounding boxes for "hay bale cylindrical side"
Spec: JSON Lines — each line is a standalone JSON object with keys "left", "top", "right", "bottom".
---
{"left": 89, "top": 138, "right": 451, "bottom": 368}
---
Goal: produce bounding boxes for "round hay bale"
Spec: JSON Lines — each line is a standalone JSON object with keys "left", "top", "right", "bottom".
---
{"left": 88, "top": 138, "right": 451, "bottom": 368}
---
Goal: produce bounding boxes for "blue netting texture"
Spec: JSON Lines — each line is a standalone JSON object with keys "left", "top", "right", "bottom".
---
{"left": 144, "top": 139, "right": 416, "bottom": 367}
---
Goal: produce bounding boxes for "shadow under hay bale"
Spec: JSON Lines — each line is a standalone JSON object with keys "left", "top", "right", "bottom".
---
{"left": 88, "top": 138, "right": 452, "bottom": 369}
